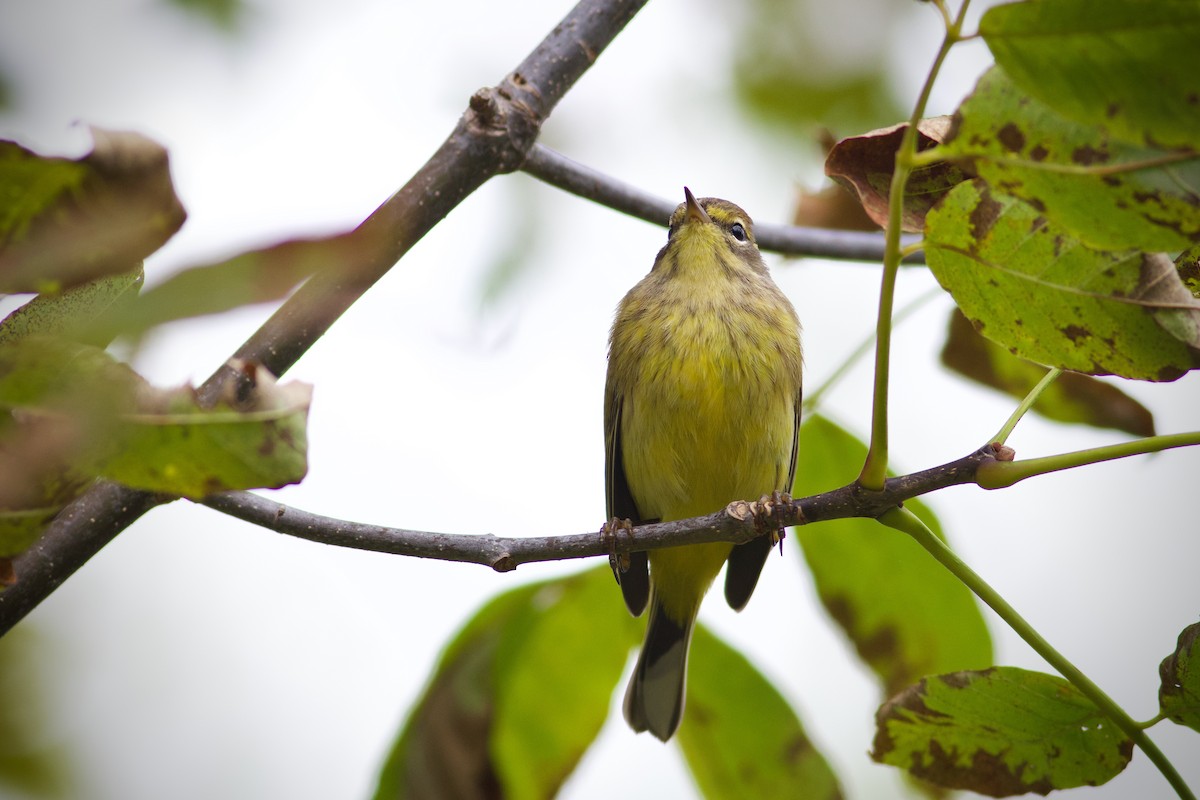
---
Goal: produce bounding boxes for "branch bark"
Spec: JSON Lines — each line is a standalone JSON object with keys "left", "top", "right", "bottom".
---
{"left": 521, "top": 144, "right": 926, "bottom": 262}
{"left": 0, "top": 0, "right": 651, "bottom": 636}
{"left": 199, "top": 445, "right": 1000, "bottom": 572}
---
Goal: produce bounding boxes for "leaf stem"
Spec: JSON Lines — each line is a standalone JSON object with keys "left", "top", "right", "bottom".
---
{"left": 977, "top": 431, "right": 1200, "bottom": 489}
{"left": 860, "top": 1, "right": 970, "bottom": 489}
{"left": 879, "top": 506, "right": 1196, "bottom": 800}
{"left": 990, "top": 367, "right": 1061, "bottom": 445}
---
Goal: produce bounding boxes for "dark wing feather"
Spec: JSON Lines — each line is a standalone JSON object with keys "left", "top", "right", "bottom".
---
{"left": 606, "top": 391, "right": 650, "bottom": 616}
{"left": 724, "top": 385, "right": 803, "bottom": 611}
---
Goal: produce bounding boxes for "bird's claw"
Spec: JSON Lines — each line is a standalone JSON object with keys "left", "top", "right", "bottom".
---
{"left": 602, "top": 517, "right": 636, "bottom": 583}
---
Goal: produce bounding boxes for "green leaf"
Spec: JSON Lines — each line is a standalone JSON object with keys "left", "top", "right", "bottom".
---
{"left": 96, "top": 363, "right": 310, "bottom": 498}
{"left": 731, "top": 0, "right": 904, "bottom": 136}
{"left": 980, "top": 0, "right": 1200, "bottom": 151}
{"left": 940, "top": 308, "right": 1155, "bottom": 436}
{"left": 925, "top": 178, "right": 1200, "bottom": 381}
{"left": 0, "top": 129, "right": 185, "bottom": 292}
{"left": 1159, "top": 621, "right": 1200, "bottom": 732}
{"left": 0, "top": 341, "right": 309, "bottom": 511}
{"left": 0, "top": 338, "right": 137, "bottom": 554}
{"left": 491, "top": 567, "right": 640, "bottom": 800}
{"left": 372, "top": 581, "right": 541, "bottom": 800}
{"left": 795, "top": 415, "right": 992, "bottom": 696}
{"left": 0, "top": 268, "right": 143, "bottom": 348}
{"left": 104, "top": 234, "right": 344, "bottom": 341}
{"left": 0, "top": 508, "right": 62, "bottom": 560}
{"left": 1178, "top": 245, "right": 1200, "bottom": 299}
{"left": 678, "top": 624, "right": 842, "bottom": 800}
{"left": 0, "top": 628, "right": 69, "bottom": 797}
{"left": 872, "top": 667, "right": 1133, "bottom": 796}
{"left": 941, "top": 66, "right": 1200, "bottom": 253}
{"left": 372, "top": 567, "right": 639, "bottom": 800}
{"left": 166, "top": 0, "right": 245, "bottom": 30}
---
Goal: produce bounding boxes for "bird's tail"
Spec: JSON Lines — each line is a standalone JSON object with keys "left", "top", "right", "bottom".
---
{"left": 623, "top": 597, "right": 695, "bottom": 741}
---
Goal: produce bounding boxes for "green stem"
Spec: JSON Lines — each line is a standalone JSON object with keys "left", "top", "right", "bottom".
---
{"left": 977, "top": 430, "right": 1200, "bottom": 489}
{"left": 859, "top": 2, "right": 969, "bottom": 489}
{"left": 804, "top": 286, "right": 942, "bottom": 414}
{"left": 990, "top": 367, "right": 1062, "bottom": 445}
{"left": 879, "top": 506, "right": 1196, "bottom": 800}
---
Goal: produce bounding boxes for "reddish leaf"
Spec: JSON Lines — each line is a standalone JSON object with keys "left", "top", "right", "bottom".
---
{"left": 825, "top": 117, "right": 968, "bottom": 233}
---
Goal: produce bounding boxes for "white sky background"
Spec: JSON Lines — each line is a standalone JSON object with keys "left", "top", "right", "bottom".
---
{"left": 1, "top": 0, "right": 1199, "bottom": 798}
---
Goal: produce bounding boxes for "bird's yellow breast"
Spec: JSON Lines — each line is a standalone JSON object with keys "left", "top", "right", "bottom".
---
{"left": 612, "top": 261, "right": 801, "bottom": 619}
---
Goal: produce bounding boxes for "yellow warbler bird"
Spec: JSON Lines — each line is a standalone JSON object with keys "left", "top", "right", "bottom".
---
{"left": 605, "top": 187, "right": 804, "bottom": 741}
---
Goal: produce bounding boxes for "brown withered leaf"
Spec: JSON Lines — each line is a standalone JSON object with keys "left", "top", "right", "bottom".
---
{"left": 825, "top": 116, "right": 968, "bottom": 233}
{"left": 0, "top": 128, "right": 186, "bottom": 292}
{"left": 792, "top": 182, "right": 880, "bottom": 232}
{"left": 941, "top": 309, "right": 1155, "bottom": 436}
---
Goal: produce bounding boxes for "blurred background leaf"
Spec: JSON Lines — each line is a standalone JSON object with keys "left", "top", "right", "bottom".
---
{"left": 940, "top": 308, "right": 1156, "bottom": 437}
{"left": 0, "top": 130, "right": 185, "bottom": 293}
{"left": 166, "top": 0, "right": 246, "bottom": 31}
{"left": 731, "top": 0, "right": 907, "bottom": 141}
{"left": 0, "top": 628, "right": 69, "bottom": 798}
{"left": 679, "top": 624, "right": 842, "bottom": 799}
{"left": 795, "top": 415, "right": 993, "bottom": 697}
{"left": 374, "top": 566, "right": 639, "bottom": 800}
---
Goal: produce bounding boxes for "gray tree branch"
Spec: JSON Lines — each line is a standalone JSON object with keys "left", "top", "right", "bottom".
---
{"left": 0, "top": 0, "right": 651, "bottom": 636}
{"left": 199, "top": 445, "right": 1000, "bottom": 571}
{"left": 521, "top": 144, "right": 924, "bottom": 261}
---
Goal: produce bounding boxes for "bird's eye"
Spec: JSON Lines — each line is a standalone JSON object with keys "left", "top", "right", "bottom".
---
{"left": 730, "top": 223, "right": 747, "bottom": 242}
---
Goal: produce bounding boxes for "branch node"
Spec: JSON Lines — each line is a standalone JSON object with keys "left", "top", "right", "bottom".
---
{"left": 492, "top": 553, "right": 517, "bottom": 573}
{"left": 990, "top": 441, "right": 1017, "bottom": 462}
{"left": 725, "top": 499, "right": 753, "bottom": 524}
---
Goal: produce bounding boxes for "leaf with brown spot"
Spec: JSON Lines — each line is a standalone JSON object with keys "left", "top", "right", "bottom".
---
{"left": 1159, "top": 621, "right": 1200, "bottom": 733}
{"left": 941, "top": 66, "right": 1200, "bottom": 253}
{"left": 825, "top": 117, "right": 970, "bottom": 233}
{"left": 0, "top": 129, "right": 186, "bottom": 292}
{"left": 795, "top": 416, "right": 992, "bottom": 697}
{"left": 678, "top": 624, "right": 842, "bottom": 800}
{"left": 872, "top": 667, "right": 1133, "bottom": 797}
{"left": 1176, "top": 246, "right": 1200, "bottom": 299}
{"left": 95, "top": 362, "right": 311, "bottom": 498}
{"left": 980, "top": 0, "right": 1200, "bottom": 151}
{"left": 926, "top": 179, "right": 1200, "bottom": 380}
{"left": 941, "top": 308, "right": 1155, "bottom": 436}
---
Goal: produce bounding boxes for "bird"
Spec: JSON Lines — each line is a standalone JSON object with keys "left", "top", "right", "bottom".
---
{"left": 604, "top": 187, "right": 804, "bottom": 741}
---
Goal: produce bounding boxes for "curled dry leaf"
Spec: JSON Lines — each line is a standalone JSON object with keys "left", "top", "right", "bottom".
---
{"left": 824, "top": 116, "right": 969, "bottom": 233}
{"left": 0, "top": 128, "right": 186, "bottom": 292}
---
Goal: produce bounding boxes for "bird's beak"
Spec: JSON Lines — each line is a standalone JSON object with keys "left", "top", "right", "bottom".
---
{"left": 684, "top": 187, "right": 711, "bottom": 225}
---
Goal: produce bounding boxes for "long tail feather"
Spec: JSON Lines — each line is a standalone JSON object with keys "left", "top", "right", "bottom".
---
{"left": 623, "top": 598, "right": 694, "bottom": 741}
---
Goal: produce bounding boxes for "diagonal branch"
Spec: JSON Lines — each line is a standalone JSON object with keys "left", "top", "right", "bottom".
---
{"left": 0, "top": 0, "right": 651, "bottom": 637}
{"left": 199, "top": 445, "right": 1001, "bottom": 571}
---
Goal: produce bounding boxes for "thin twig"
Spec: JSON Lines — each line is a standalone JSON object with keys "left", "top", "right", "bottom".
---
{"left": 521, "top": 144, "right": 925, "bottom": 262}
{"left": 199, "top": 445, "right": 999, "bottom": 571}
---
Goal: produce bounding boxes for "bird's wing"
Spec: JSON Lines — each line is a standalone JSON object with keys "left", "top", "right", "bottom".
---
{"left": 606, "top": 389, "right": 650, "bottom": 616}
{"left": 724, "top": 384, "right": 802, "bottom": 611}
